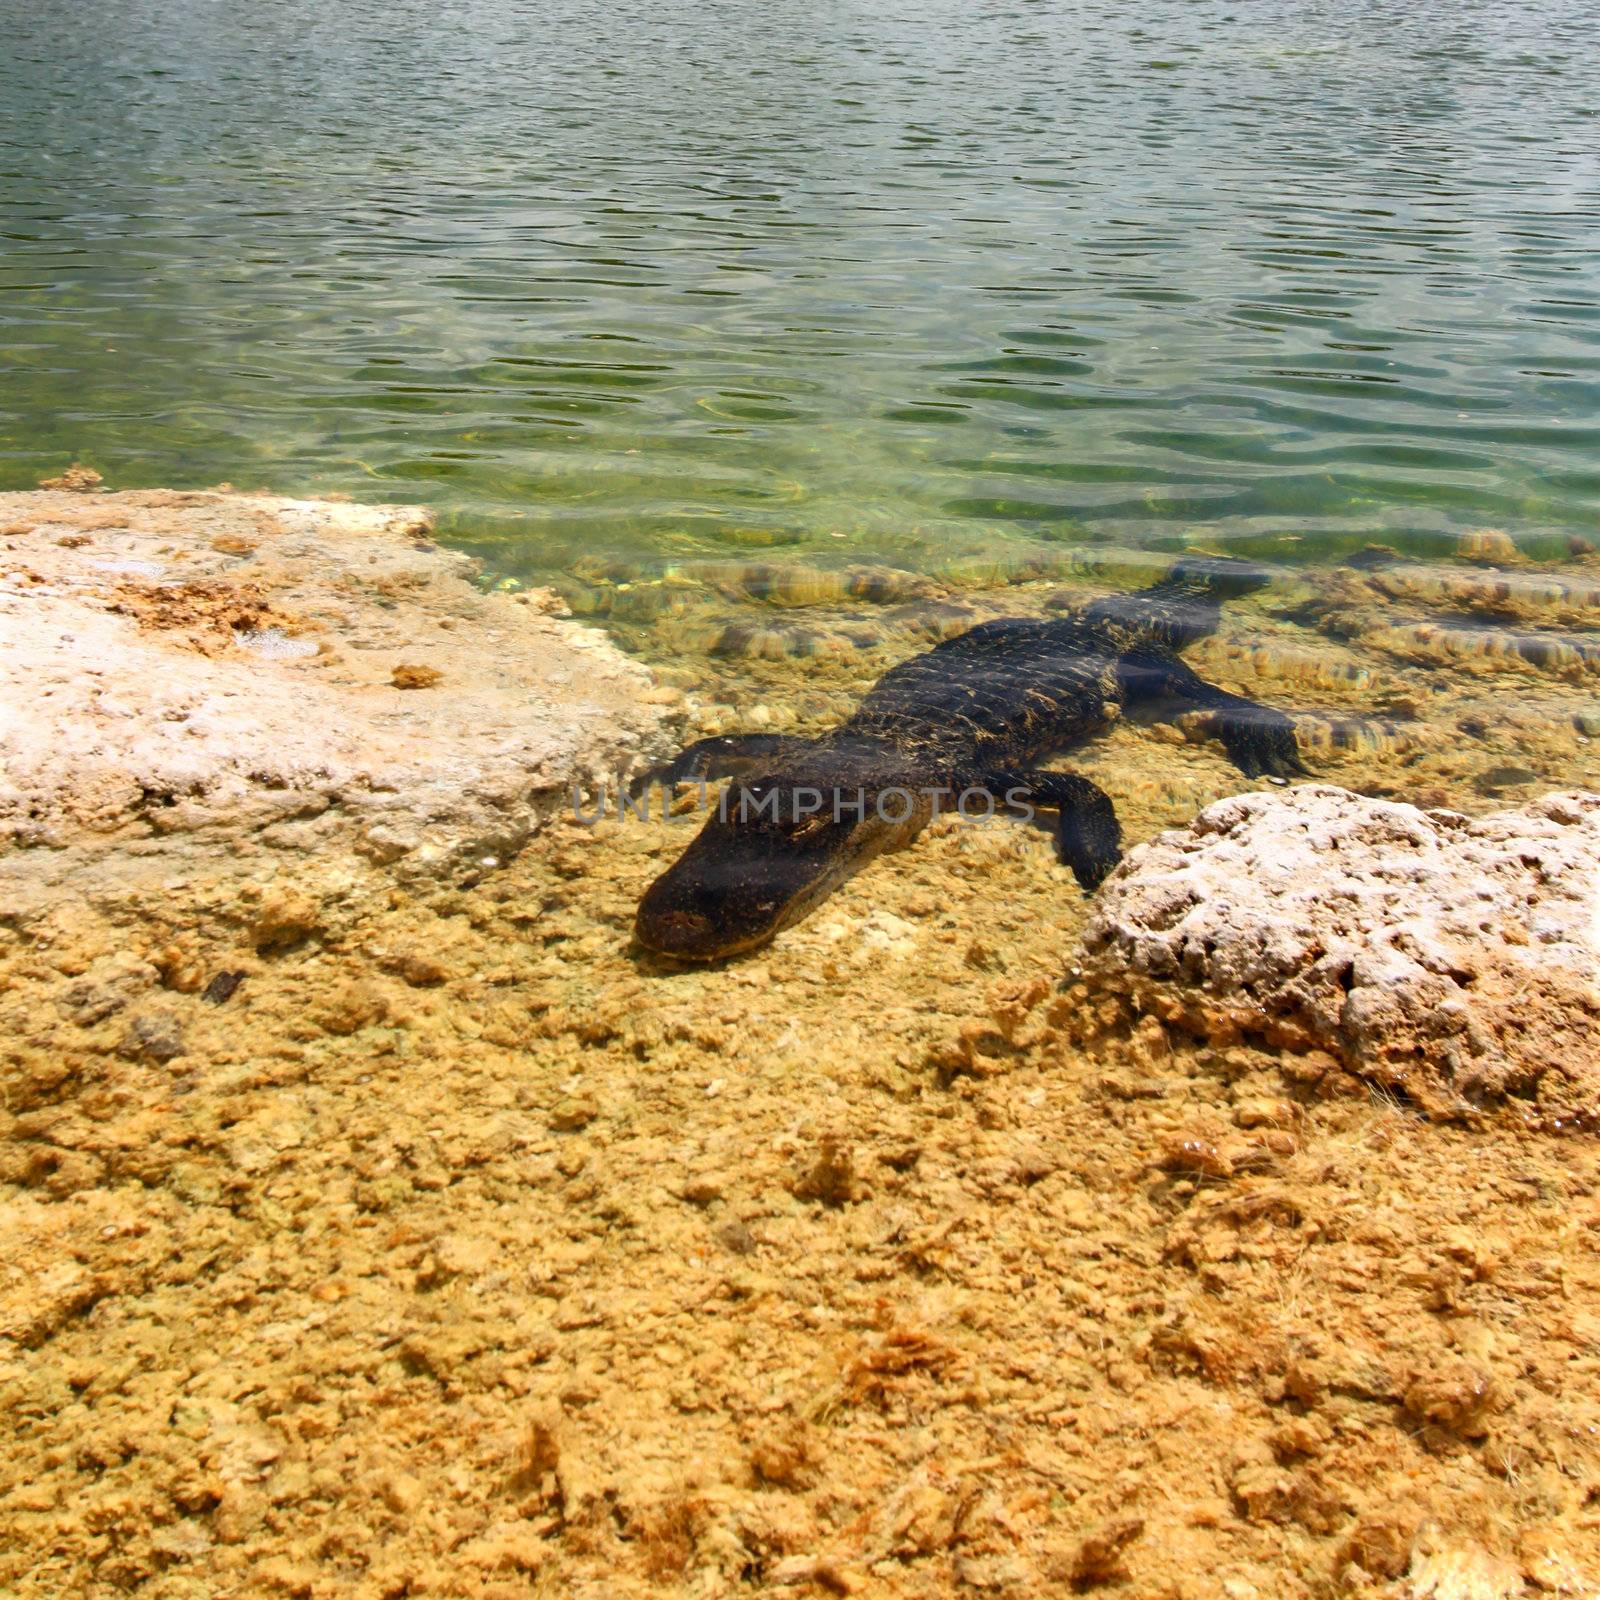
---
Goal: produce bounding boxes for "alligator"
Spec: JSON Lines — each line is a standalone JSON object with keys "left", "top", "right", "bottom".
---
{"left": 631, "top": 557, "right": 1307, "bottom": 960}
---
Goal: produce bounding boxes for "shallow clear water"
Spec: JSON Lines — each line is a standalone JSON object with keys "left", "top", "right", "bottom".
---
{"left": 4, "top": 0, "right": 1600, "bottom": 708}
{"left": 5, "top": 0, "right": 1600, "bottom": 564}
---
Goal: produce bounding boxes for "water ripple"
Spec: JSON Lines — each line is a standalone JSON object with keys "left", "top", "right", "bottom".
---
{"left": 1, "top": 0, "right": 1598, "bottom": 586}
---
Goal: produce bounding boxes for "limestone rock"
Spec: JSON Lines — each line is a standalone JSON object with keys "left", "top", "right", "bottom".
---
{"left": 1081, "top": 785, "right": 1600, "bottom": 1121}
{"left": 0, "top": 488, "right": 673, "bottom": 895}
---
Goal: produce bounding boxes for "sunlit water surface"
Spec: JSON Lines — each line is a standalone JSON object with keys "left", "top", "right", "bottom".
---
{"left": 4, "top": 0, "right": 1600, "bottom": 793}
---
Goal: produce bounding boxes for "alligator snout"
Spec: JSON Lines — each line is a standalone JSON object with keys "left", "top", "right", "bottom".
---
{"left": 636, "top": 906, "right": 717, "bottom": 959}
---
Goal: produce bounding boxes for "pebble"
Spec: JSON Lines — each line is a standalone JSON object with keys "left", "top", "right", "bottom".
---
{"left": 548, "top": 1095, "right": 599, "bottom": 1132}
{"left": 116, "top": 1014, "right": 186, "bottom": 1064}
{"left": 1232, "top": 1097, "right": 1295, "bottom": 1129}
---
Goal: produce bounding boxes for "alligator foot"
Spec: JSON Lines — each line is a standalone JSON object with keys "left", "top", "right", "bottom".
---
{"left": 1206, "top": 703, "right": 1308, "bottom": 779}
{"left": 1127, "top": 652, "right": 1308, "bottom": 780}
{"left": 991, "top": 769, "right": 1124, "bottom": 892}
{"left": 628, "top": 733, "right": 796, "bottom": 798}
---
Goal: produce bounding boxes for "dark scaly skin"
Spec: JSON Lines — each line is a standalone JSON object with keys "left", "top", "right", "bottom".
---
{"left": 633, "top": 558, "right": 1307, "bottom": 960}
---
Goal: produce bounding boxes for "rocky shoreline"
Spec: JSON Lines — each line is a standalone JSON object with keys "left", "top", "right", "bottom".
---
{"left": 1, "top": 485, "right": 675, "bottom": 899}
{"left": 3, "top": 485, "right": 1599, "bottom": 1599}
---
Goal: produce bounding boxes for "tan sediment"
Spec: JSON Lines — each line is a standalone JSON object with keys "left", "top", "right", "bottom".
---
{"left": 1366, "top": 560, "right": 1600, "bottom": 625}
{"left": 4, "top": 499, "right": 1600, "bottom": 1598}
{"left": 1361, "top": 616, "right": 1600, "bottom": 678}
{"left": 1300, "top": 557, "right": 1600, "bottom": 681}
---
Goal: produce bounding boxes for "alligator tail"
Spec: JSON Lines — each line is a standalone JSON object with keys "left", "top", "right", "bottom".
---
{"left": 1155, "top": 554, "right": 1275, "bottom": 599}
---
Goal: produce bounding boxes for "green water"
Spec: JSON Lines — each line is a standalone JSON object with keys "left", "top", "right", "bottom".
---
{"left": 3, "top": 0, "right": 1600, "bottom": 591}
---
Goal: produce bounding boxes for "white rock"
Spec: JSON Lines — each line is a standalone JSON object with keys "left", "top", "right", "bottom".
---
{"left": 1081, "top": 785, "right": 1600, "bottom": 1122}
{"left": 0, "top": 487, "right": 674, "bottom": 889}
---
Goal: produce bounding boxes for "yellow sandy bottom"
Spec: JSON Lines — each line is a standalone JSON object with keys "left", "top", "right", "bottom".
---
{"left": 6, "top": 697, "right": 1600, "bottom": 1599}
{"left": 7, "top": 545, "right": 1600, "bottom": 1597}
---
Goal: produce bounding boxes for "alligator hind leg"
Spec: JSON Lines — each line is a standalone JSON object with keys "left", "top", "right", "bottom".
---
{"left": 1126, "top": 653, "right": 1307, "bottom": 779}
{"left": 628, "top": 733, "right": 796, "bottom": 798}
{"left": 989, "top": 769, "right": 1123, "bottom": 892}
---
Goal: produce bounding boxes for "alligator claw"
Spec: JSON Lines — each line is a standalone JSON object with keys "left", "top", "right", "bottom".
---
{"left": 1210, "top": 707, "right": 1307, "bottom": 781}
{"left": 627, "top": 754, "right": 704, "bottom": 800}
{"left": 628, "top": 733, "right": 793, "bottom": 799}
{"left": 1056, "top": 807, "right": 1123, "bottom": 893}
{"left": 987, "top": 767, "right": 1125, "bottom": 893}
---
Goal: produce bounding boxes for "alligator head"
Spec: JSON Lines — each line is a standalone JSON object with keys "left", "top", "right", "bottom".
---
{"left": 634, "top": 744, "right": 927, "bottom": 961}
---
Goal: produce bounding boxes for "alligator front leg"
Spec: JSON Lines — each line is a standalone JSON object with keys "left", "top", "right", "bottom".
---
{"left": 988, "top": 769, "right": 1123, "bottom": 892}
{"left": 628, "top": 733, "right": 797, "bottom": 798}
{"left": 1128, "top": 653, "right": 1307, "bottom": 780}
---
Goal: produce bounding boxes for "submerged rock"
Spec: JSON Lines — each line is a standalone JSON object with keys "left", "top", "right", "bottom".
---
{"left": 1081, "top": 785, "right": 1600, "bottom": 1122}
